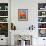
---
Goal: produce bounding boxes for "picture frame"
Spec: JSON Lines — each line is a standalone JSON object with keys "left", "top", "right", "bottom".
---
{"left": 18, "top": 9, "right": 28, "bottom": 21}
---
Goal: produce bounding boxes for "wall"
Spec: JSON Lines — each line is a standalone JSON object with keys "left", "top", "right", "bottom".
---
{"left": 11, "top": 0, "right": 38, "bottom": 30}
{"left": 11, "top": 0, "right": 46, "bottom": 46}
{"left": 11, "top": 0, "right": 46, "bottom": 30}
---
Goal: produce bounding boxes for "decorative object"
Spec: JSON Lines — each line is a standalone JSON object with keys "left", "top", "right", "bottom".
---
{"left": 0, "top": 23, "right": 8, "bottom": 30}
{"left": 0, "top": 23, "right": 8, "bottom": 37}
{"left": 38, "top": 17, "right": 46, "bottom": 22}
{"left": 5, "top": 6, "right": 8, "bottom": 10}
{"left": 18, "top": 9, "right": 28, "bottom": 21}
{"left": 15, "top": 35, "right": 32, "bottom": 46}
{"left": 0, "top": 17, "right": 8, "bottom": 22}
{"left": 11, "top": 23, "right": 16, "bottom": 30}
{"left": 38, "top": 23, "right": 46, "bottom": 28}
{"left": 38, "top": 3, "right": 46, "bottom": 10}
{"left": 29, "top": 25, "right": 35, "bottom": 30}
{"left": 40, "top": 8, "right": 44, "bottom": 10}
{"left": 0, "top": 11, "right": 8, "bottom": 16}
{"left": 42, "top": 12, "right": 45, "bottom": 15}
{"left": 0, "top": 6, "right": 1, "bottom": 10}
{"left": 39, "top": 29, "right": 46, "bottom": 37}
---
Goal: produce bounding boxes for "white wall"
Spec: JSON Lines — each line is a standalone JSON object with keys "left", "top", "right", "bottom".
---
{"left": 11, "top": 0, "right": 38, "bottom": 30}
{"left": 11, "top": 0, "right": 46, "bottom": 30}
{"left": 11, "top": 0, "right": 46, "bottom": 46}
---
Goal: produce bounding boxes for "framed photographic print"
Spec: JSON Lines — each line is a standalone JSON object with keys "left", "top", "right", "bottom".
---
{"left": 18, "top": 9, "right": 28, "bottom": 21}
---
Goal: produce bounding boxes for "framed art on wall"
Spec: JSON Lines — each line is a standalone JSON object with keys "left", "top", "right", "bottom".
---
{"left": 18, "top": 9, "right": 28, "bottom": 21}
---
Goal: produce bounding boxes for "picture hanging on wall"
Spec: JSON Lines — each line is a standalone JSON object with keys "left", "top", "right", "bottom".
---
{"left": 18, "top": 9, "right": 28, "bottom": 21}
